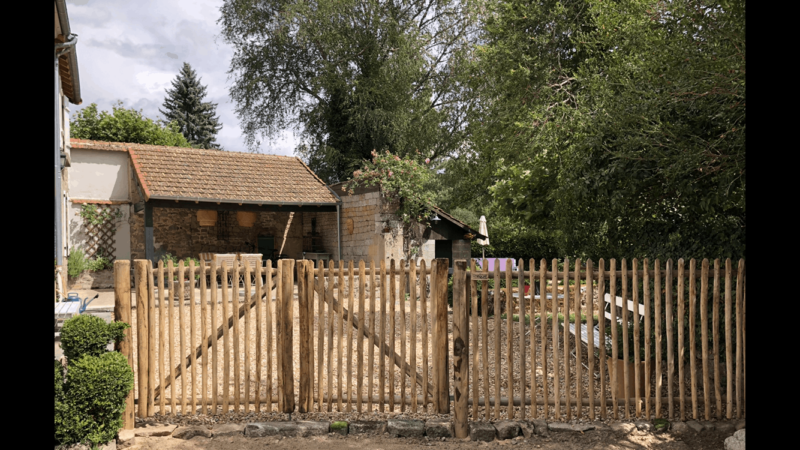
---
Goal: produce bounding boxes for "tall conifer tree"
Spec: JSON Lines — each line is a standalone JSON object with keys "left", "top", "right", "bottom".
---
{"left": 160, "top": 62, "right": 223, "bottom": 149}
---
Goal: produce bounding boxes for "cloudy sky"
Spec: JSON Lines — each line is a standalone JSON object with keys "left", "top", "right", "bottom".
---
{"left": 66, "top": 0, "right": 297, "bottom": 155}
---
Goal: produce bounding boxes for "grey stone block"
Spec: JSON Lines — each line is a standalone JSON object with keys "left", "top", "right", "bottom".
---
{"left": 425, "top": 419, "right": 453, "bottom": 438}
{"left": 349, "top": 421, "right": 387, "bottom": 435}
{"left": 548, "top": 423, "right": 595, "bottom": 433}
{"left": 116, "top": 430, "right": 136, "bottom": 449}
{"left": 519, "top": 421, "right": 535, "bottom": 439}
{"left": 172, "top": 426, "right": 212, "bottom": 440}
{"left": 532, "top": 419, "right": 549, "bottom": 437}
{"left": 387, "top": 419, "right": 425, "bottom": 437}
{"left": 213, "top": 423, "right": 245, "bottom": 437}
{"left": 610, "top": 422, "right": 636, "bottom": 434}
{"left": 735, "top": 420, "right": 746, "bottom": 431}
{"left": 724, "top": 429, "right": 745, "bottom": 450}
{"left": 635, "top": 421, "right": 652, "bottom": 432}
{"left": 495, "top": 421, "right": 521, "bottom": 440}
{"left": 244, "top": 421, "right": 330, "bottom": 438}
{"left": 686, "top": 420, "right": 704, "bottom": 433}
{"left": 716, "top": 422, "right": 735, "bottom": 435}
{"left": 469, "top": 422, "right": 496, "bottom": 442}
{"left": 671, "top": 422, "right": 690, "bottom": 435}
{"left": 134, "top": 424, "right": 177, "bottom": 437}
{"left": 244, "top": 423, "right": 281, "bottom": 437}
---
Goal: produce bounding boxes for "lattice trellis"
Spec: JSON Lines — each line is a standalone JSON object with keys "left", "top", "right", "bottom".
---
{"left": 82, "top": 205, "right": 118, "bottom": 261}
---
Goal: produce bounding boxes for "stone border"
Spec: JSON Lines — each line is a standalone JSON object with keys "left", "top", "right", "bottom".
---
{"left": 115, "top": 418, "right": 745, "bottom": 446}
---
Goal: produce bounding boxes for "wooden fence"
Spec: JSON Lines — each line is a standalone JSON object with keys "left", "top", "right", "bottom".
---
{"left": 114, "top": 257, "right": 745, "bottom": 431}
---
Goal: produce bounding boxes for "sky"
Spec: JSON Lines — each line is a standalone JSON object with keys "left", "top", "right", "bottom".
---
{"left": 65, "top": 0, "right": 297, "bottom": 155}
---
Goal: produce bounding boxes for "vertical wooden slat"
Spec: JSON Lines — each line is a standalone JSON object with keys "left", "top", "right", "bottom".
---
{"left": 563, "top": 258, "right": 571, "bottom": 421}
{"left": 389, "top": 259, "right": 397, "bottom": 412}
{"left": 157, "top": 261, "right": 166, "bottom": 415}
{"left": 586, "top": 259, "right": 595, "bottom": 421}
{"left": 209, "top": 260, "right": 217, "bottom": 414}
{"left": 551, "top": 258, "right": 560, "bottom": 419}
{"left": 431, "top": 260, "right": 437, "bottom": 413}
{"left": 494, "top": 259, "right": 501, "bottom": 419}
{"left": 297, "top": 261, "right": 309, "bottom": 413}
{"left": 434, "top": 258, "right": 450, "bottom": 414}
{"left": 369, "top": 260, "right": 377, "bottom": 412}
{"left": 232, "top": 259, "right": 241, "bottom": 412}
{"left": 399, "top": 259, "right": 407, "bottom": 413}
{"left": 689, "top": 258, "right": 698, "bottom": 420}
{"left": 735, "top": 259, "right": 744, "bottom": 419}
{"left": 346, "top": 261, "right": 355, "bottom": 411}
{"left": 114, "top": 260, "right": 135, "bottom": 429}
{"left": 410, "top": 259, "right": 418, "bottom": 413}
{"left": 420, "top": 260, "right": 429, "bottom": 411}
{"left": 609, "top": 259, "right": 618, "bottom": 420}
{"left": 632, "top": 258, "right": 641, "bottom": 418}
{"left": 665, "top": 259, "right": 674, "bottom": 419}
{"left": 573, "top": 258, "right": 582, "bottom": 420}
{"left": 644, "top": 259, "right": 651, "bottom": 420}
{"left": 742, "top": 269, "right": 746, "bottom": 416}
{"left": 188, "top": 261, "right": 197, "bottom": 414}
{"left": 452, "top": 260, "right": 469, "bottom": 439}
{"left": 178, "top": 260, "right": 187, "bottom": 415}
{"left": 725, "top": 258, "right": 732, "bottom": 419}
{"left": 598, "top": 259, "right": 607, "bottom": 420}
{"left": 134, "top": 260, "right": 149, "bottom": 418}
{"left": 307, "top": 262, "right": 315, "bottom": 412}
{"left": 146, "top": 262, "right": 156, "bottom": 417}
{"left": 221, "top": 261, "right": 230, "bottom": 413}
{"left": 677, "top": 258, "right": 686, "bottom": 421}
{"left": 654, "top": 259, "right": 662, "bottom": 419}
{"left": 279, "top": 259, "right": 295, "bottom": 413}
{"left": 621, "top": 259, "right": 630, "bottom": 419}
{"left": 506, "top": 258, "right": 515, "bottom": 419}
{"left": 266, "top": 260, "right": 274, "bottom": 412}
{"left": 317, "top": 261, "right": 325, "bottom": 412}
{"left": 528, "top": 259, "right": 536, "bottom": 420}
{"left": 539, "top": 258, "right": 548, "bottom": 418}
{"left": 701, "top": 259, "right": 710, "bottom": 420}
{"left": 243, "top": 261, "right": 252, "bottom": 411}
{"left": 327, "top": 259, "right": 335, "bottom": 412}
{"left": 358, "top": 260, "right": 367, "bottom": 413}
{"left": 254, "top": 261, "right": 262, "bottom": 413}
{"left": 337, "top": 260, "right": 345, "bottom": 412}
{"left": 379, "top": 259, "right": 387, "bottom": 412}
{"left": 200, "top": 262, "right": 208, "bottom": 414}
{"left": 471, "top": 259, "right": 478, "bottom": 419}
{"left": 519, "top": 258, "right": 527, "bottom": 420}
{"left": 713, "top": 259, "right": 721, "bottom": 419}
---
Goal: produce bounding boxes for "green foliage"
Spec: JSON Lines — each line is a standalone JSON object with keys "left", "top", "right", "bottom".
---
{"left": 55, "top": 360, "right": 65, "bottom": 400}
{"left": 219, "top": 0, "right": 479, "bottom": 183}
{"left": 344, "top": 150, "right": 435, "bottom": 225}
{"left": 59, "top": 315, "right": 129, "bottom": 362}
{"left": 160, "top": 254, "right": 202, "bottom": 279}
{"left": 56, "top": 352, "right": 134, "bottom": 447}
{"left": 71, "top": 101, "right": 193, "bottom": 147}
{"left": 67, "top": 248, "right": 88, "bottom": 279}
{"left": 79, "top": 204, "right": 122, "bottom": 228}
{"left": 330, "top": 421, "right": 348, "bottom": 430}
{"left": 160, "top": 62, "right": 223, "bottom": 149}
{"left": 86, "top": 256, "right": 112, "bottom": 272}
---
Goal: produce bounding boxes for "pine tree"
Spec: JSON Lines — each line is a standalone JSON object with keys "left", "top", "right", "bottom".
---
{"left": 159, "top": 62, "right": 223, "bottom": 149}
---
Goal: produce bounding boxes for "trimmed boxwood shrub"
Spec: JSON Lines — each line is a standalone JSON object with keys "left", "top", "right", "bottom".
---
{"left": 55, "top": 314, "right": 133, "bottom": 448}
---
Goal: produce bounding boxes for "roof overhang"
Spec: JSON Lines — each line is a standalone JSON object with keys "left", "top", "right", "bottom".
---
{"left": 54, "top": 0, "right": 82, "bottom": 104}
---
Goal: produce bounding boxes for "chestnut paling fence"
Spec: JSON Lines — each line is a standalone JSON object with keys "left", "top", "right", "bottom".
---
{"left": 114, "top": 257, "right": 745, "bottom": 437}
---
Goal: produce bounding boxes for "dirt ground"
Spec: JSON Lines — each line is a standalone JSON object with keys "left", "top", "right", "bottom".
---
{"left": 132, "top": 428, "right": 728, "bottom": 450}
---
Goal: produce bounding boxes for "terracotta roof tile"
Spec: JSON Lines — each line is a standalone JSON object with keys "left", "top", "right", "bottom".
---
{"left": 71, "top": 139, "right": 338, "bottom": 204}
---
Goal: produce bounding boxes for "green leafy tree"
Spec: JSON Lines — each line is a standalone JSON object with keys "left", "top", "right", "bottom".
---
{"left": 219, "top": 0, "right": 480, "bottom": 183}
{"left": 71, "top": 101, "right": 193, "bottom": 147}
{"left": 159, "top": 62, "right": 223, "bottom": 149}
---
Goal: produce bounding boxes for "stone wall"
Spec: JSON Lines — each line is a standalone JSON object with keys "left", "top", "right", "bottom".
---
{"left": 302, "top": 211, "right": 339, "bottom": 260}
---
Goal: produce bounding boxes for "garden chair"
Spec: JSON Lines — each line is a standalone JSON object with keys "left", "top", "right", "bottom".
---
{"left": 238, "top": 253, "right": 263, "bottom": 286}
{"left": 212, "top": 254, "right": 237, "bottom": 287}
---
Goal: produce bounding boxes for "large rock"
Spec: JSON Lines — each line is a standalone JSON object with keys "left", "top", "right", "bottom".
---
{"left": 548, "top": 423, "right": 595, "bottom": 433}
{"left": 469, "top": 422, "right": 496, "bottom": 442}
{"left": 387, "top": 419, "right": 425, "bottom": 437}
{"left": 245, "top": 423, "right": 281, "bottom": 437}
{"left": 424, "top": 419, "right": 453, "bottom": 438}
{"left": 495, "top": 421, "right": 521, "bottom": 440}
{"left": 671, "top": 422, "right": 690, "bottom": 435}
{"left": 532, "top": 419, "right": 549, "bottom": 437}
{"left": 349, "top": 421, "right": 387, "bottom": 435}
{"left": 724, "top": 429, "right": 745, "bottom": 450}
{"left": 519, "top": 422, "right": 535, "bottom": 439}
{"left": 610, "top": 422, "right": 636, "bottom": 434}
{"left": 686, "top": 420, "right": 704, "bottom": 434}
{"left": 117, "top": 430, "right": 136, "bottom": 449}
{"left": 134, "top": 424, "right": 177, "bottom": 437}
{"left": 172, "top": 426, "right": 212, "bottom": 440}
{"left": 213, "top": 423, "right": 245, "bottom": 437}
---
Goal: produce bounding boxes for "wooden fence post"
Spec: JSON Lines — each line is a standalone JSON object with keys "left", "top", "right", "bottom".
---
{"left": 452, "top": 260, "right": 469, "bottom": 438}
{"left": 134, "top": 260, "right": 149, "bottom": 418}
{"left": 114, "top": 260, "right": 135, "bottom": 429}
{"left": 279, "top": 259, "right": 295, "bottom": 412}
{"left": 298, "top": 260, "right": 310, "bottom": 413}
{"left": 434, "top": 258, "right": 450, "bottom": 414}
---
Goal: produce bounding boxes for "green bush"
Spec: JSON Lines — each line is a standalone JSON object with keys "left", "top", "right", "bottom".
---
{"left": 56, "top": 352, "right": 134, "bottom": 446}
{"left": 67, "top": 249, "right": 88, "bottom": 278}
{"left": 59, "top": 314, "right": 129, "bottom": 362}
{"left": 55, "top": 360, "right": 64, "bottom": 400}
{"left": 86, "top": 256, "right": 112, "bottom": 272}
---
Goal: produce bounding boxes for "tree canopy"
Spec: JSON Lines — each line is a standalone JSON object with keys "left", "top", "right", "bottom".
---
{"left": 70, "top": 101, "right": 193, "bottom": 147}
{"left": 159, "top": 62, "right": 223, "bottom": 149}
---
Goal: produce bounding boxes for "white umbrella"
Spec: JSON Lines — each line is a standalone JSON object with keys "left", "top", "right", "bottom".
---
{"left": 477, "top": 215, "right": 489, "bottom": 260}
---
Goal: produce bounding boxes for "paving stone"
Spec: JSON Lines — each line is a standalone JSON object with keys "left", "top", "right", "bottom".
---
{"left": 470, "top": 422, "right": 496, "bottom": 442}
{"left": 734, "top": 420, "right": 745, "bottom": 431}
{"left": 134, "top": 424, "right": 177, "bottom": 437}
{"left": 724, "top": 429, "right": 745, "bottom": 450}
{"left": 349, "top": 421, "right": 387, "bottom": 435}
{"left": 548, "top": 423, "right": 595, "bottom": 433}
{"left": 425, "top": 419, "right": 453, "bottom": 438}
{"left": 519, "top": 421, "right": 535, "bottom": 439}
{"left": 610, "top": 422, "right": 636, "bottom": 434}
{"left": 686, "top": 420, "right": 704, "bottom": 433}
{"left": 172, "top": 426, "right": 212, "bottom": 440}
{"left": 671, "top": 422, "right": 690, "bottom": 435}
{"left": 213, "top": 423, "right": 244, "bottom": 437}
{"left": 532, "top": 419, "right": 549, "bottom": 437}
{"left": 635, "top": 421, "right": 652, "bottom": 432}
{"left": 117, "top": 430, "right": 136, "bottom": 449}
{"left": 715, "top": 422, "right": 735, "bottom": 435}
{"left": 244, "top": 423, "right": 281, "bottom": 437}
{"left": 387, "top": 419, "right": 425, "bottom": 437}
{"left": 495, "top": 421, "right": 521, "bottom": 440}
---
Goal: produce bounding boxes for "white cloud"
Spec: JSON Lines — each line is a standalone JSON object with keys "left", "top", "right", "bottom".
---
{"left": 65, "top": 0, "right": 297, "bottom": 155}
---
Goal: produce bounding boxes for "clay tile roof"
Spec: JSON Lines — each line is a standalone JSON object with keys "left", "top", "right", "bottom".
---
{"left": 70, "top": 139, "right": 339, "bottom": 205}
